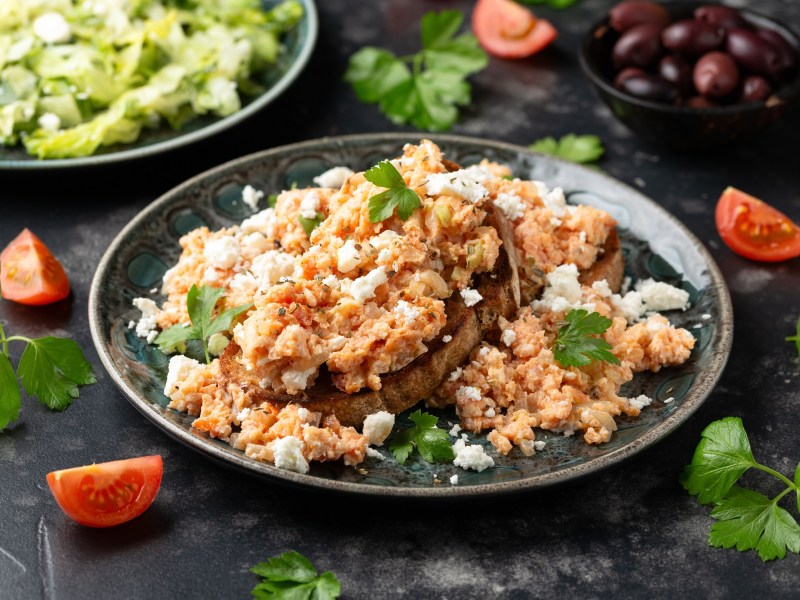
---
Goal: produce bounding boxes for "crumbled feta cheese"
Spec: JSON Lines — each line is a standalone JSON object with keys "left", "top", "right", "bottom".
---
{"left": 313, "top": 166, "right": 354, "bottom": 188}
{"left": 425, "top": 166, "right": 491, "bottom": 204}
{"left": 664, "top": 396, "right": 675, "bottom": 404}
{"left": 327, "top": 335, "right": 347, "bottom": 351}
{"left": 449, "top": 423, "right": 462, "bottom": 437}
{"left": 394, "top": 300, "right": 420, "bottom": 321}
{"left": 297, "top": 407, "right": 310, "bottom": 422}
{"left": 132, "top": 298, "right": 159, "bottom": 343}
{"left": 460, "top": 288, "right": 483, "bottom": 307}
{"left": 322, "top": 274, "right": 339, "bottom": 289}
{"left": 281, "top": 367, "right": 316, "bottom": 391}
{"left": 501, "top": 328, "right": 516, "bottom": 346}
{"left": 456, "top": 386, "right": 481, "bottom": 403}
{"left": 203, "top": 266, "right": 220, "bottom": 283}
{"left": 450, "top": 474, "right": 459, "bottom": 485}
{"left": 365, "top": 447, "right": 385, "bottom": 461}
{"left": 442, "top": 335, "right": 453, "bottom": 343}
{"left": 377, "top": 248, "right": 392, "bottom": 263}
{"left": 299, "top": 190, "right": 321, "bottom": 220}
{"left": 484, "top": 408, "right": 496, "bottom": 418}
{"left": 534, "top": 181, "right": 568, "bottom": 217}
{"left": 531, "top": 264, "right": 587, "bottom": 313}
{"left": 240, "top": 208, "right": 276, "bottom": 236}
{"left": 368, "top": 230, "right": 400, "bottom": 252}
{"left": 362, "top": 411, "right": 395, "bottom": 446}
{"left": 161, "top": 265, "right": 178, "bottom": 293}
{"left": 533, "top": 440, "right": 547, "bottom": 451}
{"left": 250, "top": 250, "right": 295, "bottom": 288}
{"left": 701, "top": 313, "right": 711, "bottom": 320}
{"left": 448, "top": 367, "right": 463, "bottom": 382}
{"left": 37, "top": 112, "right": 60, "bottom": 132}
{"left": 242, "top": 232, "right": 271, "bottom": 253}
{"left": 271, "top": 436, "right": 309, "bottom": 474}
{"left": 163, "top": 355, "right": 202, "bottom": 396}
{"left": 33, "top": 13, "right": 71, "bottom": 44}
{"left": 613, "top": 291, "right": 645, "bottom": 323}
{"left": 204, "top": 236, "right": 241, "bottom": 269}
{"left": 453, "top": 438, "right": 494, "bottom": 472}
{"left": 628, "top": 395, "right": 653, "bottom": 410}
{"left": 478, "top": 346, "right": 490, "bottom": 357}
{"left": 350, "top": 266, "right": 387, "bottom": 303}
{"left": 635, "top": 278, "right": 691, "bottom": 312}
{"left": 494, "top": 192, "right": 525, "bottom": 220}
{"left": 591, "top": 280, "right": 613, "bottom": 297}
{"left": 337, "top": 239, "right": 361, "bottom": 273}
{"left": 241, "top": 185, "right": 264, "bottom": 211}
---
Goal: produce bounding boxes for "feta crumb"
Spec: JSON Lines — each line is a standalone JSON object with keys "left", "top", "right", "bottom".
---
{"left": 337, "top": 239, "right": 361, "bottom": 273}
{"left": 362, "top": 411, "right": 395, "bottom": 446}
{"left": 449, "top": 423, "right": 462, "bottom": 437}
{"left": 271, "top": 436, "right": 309, "bottom": 474}
{"left": 313, "top": 166, "right": 354, "bottom": 188}
{"left": 533, "top": 440, "right": 546, "bottom": 451}
{"left": 701, "top": 313, "right": 711, "bottom": 320}
{"left": 394, "top": 300, "right": 420, "bottom": 321}
{"left": 241, "top": 208, "right": 276, "bottom": 235}
{"left": 127, "top": 320, "right": 135, "bottom": 329}
{"left": 297, "top": 407, "right": 310, "bottom": 422}
{"left": 132, "top": 298, "right": 159, "bottom": 343}
{"left": 453, "top": 438, "right": 494, "bottom": 472}
{"left": 163, "top": 355, "right": 202, "bottom": 396}
{"left": 204, "top": 236, "right": 241, "bottom": 269}
{"left": 635, "top": 278, "right": 691, "bottom": 312}
{"left": 448, "top": 367, "right": 463, "bottom": 382}
{"left": 425, "top": 166, "right": 491, "bottom": 204}
{"left": 494, "top": 192, "right": 525, "bottom": 220}
{"left": 442, "top": 335, "right": 453, "bottom": 343}
{"left": 350, "top": 266, "right": 387, "bottom": 303}
{"left": 377, "top": 248, "right": 392, "bottom": 263}
{"left": 478, "top": 346, "right": 490, "bottom": 358}
{"left": 484, "top": 408, "right": 496, "bottom": 418}
{"left": 501, "top": 328, "right": 516, "bottom": 346}
{"left": 456, "top": 386, "right": 482, "bottom": 403}
{"left": 37, "top": 112, "right": 61, "bottom": 132}
{"left": 664, "top": 396, "right": 675, "bottom": 404}
{"left": 460, "top": 288, "right": 483, "bottom": 307}
{"left": 613, "top": 291, "right": 645, "bottom": 323}
{"left": 534, "top": 181, "right": 567, "bottom": 217}
{"left": 299, "top": 190, "right": 321, "bottom": 219}
{"left": 450, "top": 474, "right": 459, "bottom": 485}
{"left": 33, "top": 13, "right": 71, "bottom": 44}
{"left": 365, "top": 447, "right": 385, "bottom": 461}
{"left": 250, "top": 250, "right": 295, "bottom": 288}
{"left": 628, "top": 395, "right": 653, "bottom": 410}
{"left": 368, "top": 230, "right": 400, "bottom": 251}
{"left": 281, "top": 367, "right": 316, "bottom": 391}
{"left": 241, "top": 185, "right": 264, "bottom": 211}
{"left": 322, "top": 274, "right": 339, "bottom": 289}
{"left": 531, "top": 264, "right": 587, "bottom": 313}
{"left": 591, "top": 280, "right": 613, "bottom": 297}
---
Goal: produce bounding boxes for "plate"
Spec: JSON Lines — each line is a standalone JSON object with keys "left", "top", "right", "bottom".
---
{"left": 88, "top": 133, "right": 733, "bottom": 498}
{"left": 0, "top": 0, "right": 317, "bottom": 171}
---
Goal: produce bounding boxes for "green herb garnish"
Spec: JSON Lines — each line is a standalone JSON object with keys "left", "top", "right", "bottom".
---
{"left": 553, "top": 309, "right": 620, "bottom": 367}
{"left": 344, "top": 10, "right": 488, "bottom": 131}
{"left": 365, "top": 161, "right": 421, "bottom": 223}
{"left": 389, "top": 409, "right": 456, "bottom": 464}
{"left": 518, "top": 0, "right": 582, "bottom": 9}
{"left": 0, "top": 321, "right": 95, "bottom": 431}
{"left": 267, "top": 193, "right": 278, "bottom": 208}
{"left": 155, "top": 285, "right": 251, "bottom": 363}
{"left": 681, "top": 417, "right": 800, "bottom": 561}
{"left": 298, "top": 213, "right": 324, "bottom": 236}
{"left": 250, "top": 551, "right": 340, "bottom": 600}
{"left": 530, "top": 134, "right": 605, "bottom": 164}
{"left": 786, "top": 316, "right": 800, "bottom": 357}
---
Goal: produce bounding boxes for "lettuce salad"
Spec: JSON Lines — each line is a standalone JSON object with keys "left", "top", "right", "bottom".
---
{"left": 0, "top": 0, "right": 303, "bottom": 159}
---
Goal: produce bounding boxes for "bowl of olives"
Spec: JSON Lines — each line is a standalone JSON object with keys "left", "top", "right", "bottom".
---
{"left": 579, "top": 1, "right": 800, "bottom": 148}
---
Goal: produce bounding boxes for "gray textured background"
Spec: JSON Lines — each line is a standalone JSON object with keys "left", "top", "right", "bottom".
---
{"left": 2, "top": 0, "right": 800, "bottom": 598}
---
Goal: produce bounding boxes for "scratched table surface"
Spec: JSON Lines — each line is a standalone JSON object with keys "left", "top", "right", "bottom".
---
{"left": 2, "top": 1, "right": 800, "bottom": 598}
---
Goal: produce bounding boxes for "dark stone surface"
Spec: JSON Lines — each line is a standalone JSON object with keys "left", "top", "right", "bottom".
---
{"left": 2, "top": 1, "right": 799, "bottom": 598}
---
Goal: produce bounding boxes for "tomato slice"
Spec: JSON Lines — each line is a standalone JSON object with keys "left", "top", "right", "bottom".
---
{"left": 472, "top": 0, "right": 558, "bottom": 59}
{"left": 46, "top": 456, "right": 163, "bottom": 528}
{"left": 715, "top": 187, "right": 800, "bottom": 262}
{"left": 0, "top": 228, "right": 70, "bottom": 305}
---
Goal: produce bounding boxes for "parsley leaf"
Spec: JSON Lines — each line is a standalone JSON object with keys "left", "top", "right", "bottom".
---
{"left": 250, "top": 551, "right": 341, "bottom": 600}
{"left": 389, "top": 409, "right": 455, "bottom": 464}
{"left": 0, "top": 354, "right": 21, "bottom": 430}
{"left": 267, "top": 193, "right": 278, "bottom": 208}
{"left": 155, "top": 285, "right": 251, "bottom": 363}
{"left": 529, "top": 134, "right": 605, "bottom": 164}
{"left": 364, "top": 161, "right": 421, "bottom": 223}
{"left": 17, "top": 337, "right": 96, "bottom": 410}
{"left": 680, "top": 417, "right": 756, "bottom": 504}
{"left": 344, "top": 10, "right": 488, "bottom": 131}
{"left": 709, "top": 487, "right": 800, "bottom": 561}
{"left": 553, "top": 309, "right": 620, "bottom": 367}
{"left": 298, "top": 213, "right": 324, "bottom": 236}
{"left": 786, "top": 316, "right": 800, "bottom": 357}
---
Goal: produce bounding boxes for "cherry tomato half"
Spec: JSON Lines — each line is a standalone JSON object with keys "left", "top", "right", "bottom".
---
{"left": 715, "top": 187, "right": 800, "bottom": 262}
{"left": 46, "top": 456, "right": 163, "bottom": 528}
{"left": 472, "top": 0, "right": 558, "bottom": 59}
{"left": 0, "top": 228, "right": 70, "bottom": 305}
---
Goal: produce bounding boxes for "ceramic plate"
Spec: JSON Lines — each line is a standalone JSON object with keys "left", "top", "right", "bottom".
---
{"left": 0, "top": 0, "right": 317, "bottom": 171}
{"left": 88, "top": 134, "right": 733, "bottom": 498}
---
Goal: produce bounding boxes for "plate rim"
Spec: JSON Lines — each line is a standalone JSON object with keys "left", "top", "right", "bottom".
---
{"left": 88, "top": 132, "right": 734, "bottom": 498}
{"left": 0, "top": 0, "right": 319, "bottom": 171}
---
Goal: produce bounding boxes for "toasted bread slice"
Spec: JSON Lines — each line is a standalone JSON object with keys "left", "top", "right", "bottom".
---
{"left": 579, "top": 228, "right": 624, "bottom": 292}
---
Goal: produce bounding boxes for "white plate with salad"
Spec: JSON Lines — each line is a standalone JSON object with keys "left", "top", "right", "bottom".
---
{"left": 0, "top": 0, "right": 317, "bottom": 169}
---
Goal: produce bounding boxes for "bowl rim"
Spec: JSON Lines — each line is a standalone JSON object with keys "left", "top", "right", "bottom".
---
{"left": 579, "top": 0, "right": 800, "bottom": 115}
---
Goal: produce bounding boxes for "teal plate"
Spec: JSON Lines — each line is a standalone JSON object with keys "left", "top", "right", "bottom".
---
{"left": 0, "top": 0, "right": 317, "bottom": 170}
{"left": 88, "top": 134, "right": 734, "bottom": 498}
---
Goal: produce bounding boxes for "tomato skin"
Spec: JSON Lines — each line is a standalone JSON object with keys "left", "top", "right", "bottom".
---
{"left": 46, "top": 456, "right": 163, "bottom": 528}
{"left": 0, "top": 228, "right": 70, "bottom": 305}
{"left": 715, "top": 187, "right": 800, "bottom": 262}
{"left": 472, "top": 0, "right": 558, "bottom": 59}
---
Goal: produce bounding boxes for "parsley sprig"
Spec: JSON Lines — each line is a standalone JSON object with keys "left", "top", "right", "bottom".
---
{"left": 786, "top": 316, "right": 800, "bottom": 357}
{"left": 344, "top": 10, "right": 488, "bottom": 131}
{"left": 155, "top": 285, "right": 251, "bottom": 363}
{"left": 250, "top": 551, "right": 340, "bottom": 600}
{"left": 530, "top": 134, "right": 605, "bottom": 164}
{"left": 389, "top": 409, "right": 455, "bottom": 464}
{"left": 298, "top": 213, "right": 324, "bottom": 236}
{"left": 553, "top": 309, "right": 620, "bottom": 367}
{"left": 0, "top": 321, "right": 95, "bottom": 431}
{"left": 365, "top": 161, "right": 421, "bottom": 223}
{"left": 681, "top": 417, "right": 800, "bottom": 561}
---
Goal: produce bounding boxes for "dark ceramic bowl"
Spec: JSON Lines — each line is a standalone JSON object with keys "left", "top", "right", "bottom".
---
{"left": 579, "top": 2, "right": 800, "bottom": 149}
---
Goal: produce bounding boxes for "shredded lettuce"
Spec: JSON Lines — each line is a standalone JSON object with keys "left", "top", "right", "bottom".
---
{"left": 0, "top": 0, "right": 303, "bottom": 158}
